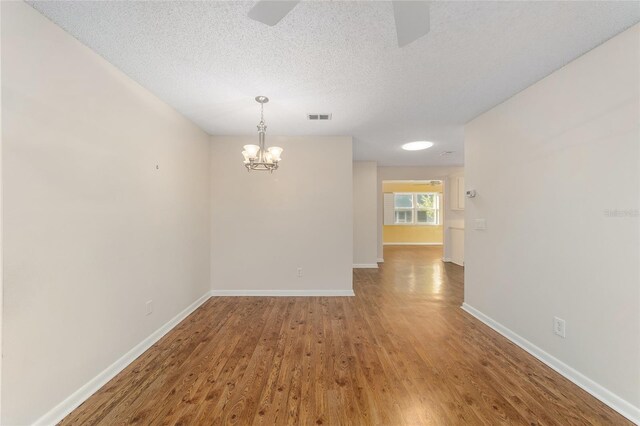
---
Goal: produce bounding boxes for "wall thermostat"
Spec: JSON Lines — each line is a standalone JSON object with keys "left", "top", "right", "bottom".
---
{"left": 466, "top": 190, "right": 477, "bottom": 198}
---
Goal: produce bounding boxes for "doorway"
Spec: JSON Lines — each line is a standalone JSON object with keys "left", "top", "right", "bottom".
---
{"left": 382, "top": 180, "right": 444, "bottom": 247}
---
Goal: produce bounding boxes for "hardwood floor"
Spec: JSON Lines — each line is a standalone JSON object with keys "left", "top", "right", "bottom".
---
{"left": 62, "top": 246, "right": 630, "bottom": 425}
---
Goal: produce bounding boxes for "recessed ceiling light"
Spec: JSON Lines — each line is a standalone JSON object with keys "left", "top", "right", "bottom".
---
{"left": 402, "top": 141, "right": 434, "bottom": 151}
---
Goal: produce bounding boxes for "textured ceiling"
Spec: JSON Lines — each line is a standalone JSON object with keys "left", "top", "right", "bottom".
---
{"left": 29, "top": 1, "right": 640, "bottom": 166}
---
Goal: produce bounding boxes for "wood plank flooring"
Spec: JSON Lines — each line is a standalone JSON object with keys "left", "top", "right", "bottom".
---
{"left": 61, "top": 246, "right": 631, "bottom": 425}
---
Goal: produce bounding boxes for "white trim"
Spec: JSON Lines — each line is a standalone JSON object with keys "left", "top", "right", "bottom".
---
{"left": 383, "top": 180, "right": 442, "bottom": 184}
{"left": 211, "top": 289, "right": 355, "bottom": 297}
{"left": 33, "top": 292, "right": 212, "bottom": 426}
{"left": 442, "top": 257, "right": 452, "bottom": 262}
{"left": 377, "top": 257, "right": 384, "bottom": 263}
{"left": 461, "top": 303, "right": 640, "bottom": 424}
{"left": 383, "top": 242, "right": 443, "bottom": 246}
{"left": 353, "top": 264, "right": 379, "bottom": 269}
{"left": 387, "top": 223, "right": 441, "bottom": 227}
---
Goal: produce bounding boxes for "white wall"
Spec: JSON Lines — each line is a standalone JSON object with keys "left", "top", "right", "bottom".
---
{"left": 464, "top": 24, "right": 639, "bottom": 421}
{"left": 1, "top": 2, "right": 211, "bottom": 424}
{"left": 0, "top": 3, "right": 3, "bottom": 419}
{"left": 377, "top": 166, "right": 463, "bottom": 260}
{"left": 353, "top": 161, "right": 378, "bottom": 267}
{"left": 210, "top": 136, "right": 353, "bottom": 295}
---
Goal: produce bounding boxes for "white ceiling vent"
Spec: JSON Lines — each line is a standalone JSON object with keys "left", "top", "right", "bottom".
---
{"left": 308, "top": 113, "right": 332, "bottom": 121}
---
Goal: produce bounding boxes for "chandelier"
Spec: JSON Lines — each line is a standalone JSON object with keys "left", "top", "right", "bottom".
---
{"left": 242, "top": 96, "right": 283, "bottom": 172}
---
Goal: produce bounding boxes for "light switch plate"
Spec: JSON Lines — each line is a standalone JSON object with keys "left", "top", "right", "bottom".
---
{"left": 474, "top": 218, "right": 487, "bottom": 230}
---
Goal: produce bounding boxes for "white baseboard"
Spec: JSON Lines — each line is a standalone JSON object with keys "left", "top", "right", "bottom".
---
{"left": 442, "top": 257, "right": 452, "bottom": 262}
{"left": 33, "top": 291, "right": 212, "bottom": 426}
{"left": 353, "top": 263, "right": 379, "bottom": 269}
{"left": 211, "top": 289, "right": 355, "bottom": 297}
{"left": 461, "top": 303, "right": 639, "bottom": 424}
{"left": 383, "top": 242, "right": 443, "bottom": 246}
{"left": 377, "top": 257, "right": 384, "bottom": 263}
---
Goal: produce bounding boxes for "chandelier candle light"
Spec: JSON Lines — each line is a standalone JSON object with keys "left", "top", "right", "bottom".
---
{"left": 242, "top": 96, "right": 283, "bottom": 172}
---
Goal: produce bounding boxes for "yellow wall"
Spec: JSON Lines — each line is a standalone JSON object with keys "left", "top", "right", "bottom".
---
{"left": 383, "top": 182, "right": 443, "bottom": 244}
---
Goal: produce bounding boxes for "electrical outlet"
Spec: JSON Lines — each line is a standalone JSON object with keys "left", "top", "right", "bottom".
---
{"left": 146, "top": 300, "right": 153, "bottom": 316}
{"left": 297, "top": 267, "right": 303, "bottom": 278}
{"left": 553, "top": 316, "right": 566, "bottom": 338}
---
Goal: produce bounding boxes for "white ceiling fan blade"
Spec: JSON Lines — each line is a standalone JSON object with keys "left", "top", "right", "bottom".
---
{"left": 248, "top": 1, "right": 300, "bottom": 26}
{"left": 393, "top": 1, "right": 430, "bottom": 48}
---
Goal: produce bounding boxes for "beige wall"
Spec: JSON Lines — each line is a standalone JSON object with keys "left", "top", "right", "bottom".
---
{"left": 1, "top": 2, "right": 211, "bottom": 424}
{"left": 353, "top": 162, "right": 378, "bottom": 266}
{"left": 0, "top": 2, "right": 3, "bottom": 419}
{"left": 210, "top": 136, "right": 353, "bottom": 294}
{"left": 464, "top": 24, "right": 639, "bottom": 421}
